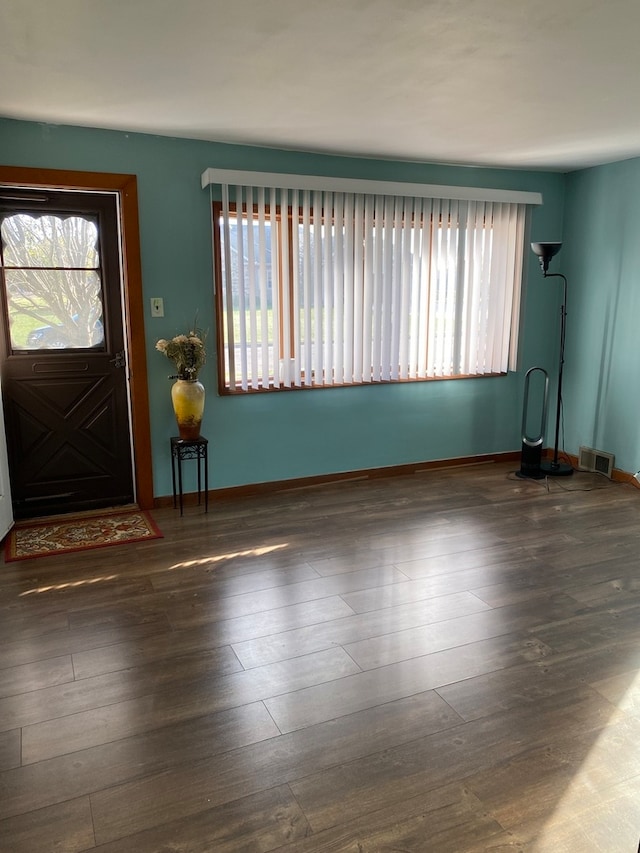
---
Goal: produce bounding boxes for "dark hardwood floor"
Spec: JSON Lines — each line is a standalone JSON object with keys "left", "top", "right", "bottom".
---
{"left": 1, "top": 461, "right": 640, "bottom": 852}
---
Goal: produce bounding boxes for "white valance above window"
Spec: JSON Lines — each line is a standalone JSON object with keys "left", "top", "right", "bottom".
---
{"left": 201, "top": 168, "right": 543, "bottom": 206}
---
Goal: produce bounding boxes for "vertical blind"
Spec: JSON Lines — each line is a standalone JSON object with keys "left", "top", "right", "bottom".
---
{"left": 213, "top": 180, "right": 529, "bottom": 391}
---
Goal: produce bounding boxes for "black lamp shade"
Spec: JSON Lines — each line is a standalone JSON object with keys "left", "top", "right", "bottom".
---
{"left": 531, "top": 242, "right": 562, "bottom": 273}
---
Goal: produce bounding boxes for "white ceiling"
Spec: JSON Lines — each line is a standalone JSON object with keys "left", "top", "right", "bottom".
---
{"left": 1, "top": 0, "right": 639, "bottom": 172}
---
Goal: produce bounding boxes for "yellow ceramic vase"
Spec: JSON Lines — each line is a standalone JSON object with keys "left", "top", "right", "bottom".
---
{"left": 171, "top": 379, "right": 205, "bottom": 440}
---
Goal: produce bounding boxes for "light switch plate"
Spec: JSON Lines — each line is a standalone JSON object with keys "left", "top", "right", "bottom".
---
{"left": 150, "top": 297, "right": 164, "bottom": 317}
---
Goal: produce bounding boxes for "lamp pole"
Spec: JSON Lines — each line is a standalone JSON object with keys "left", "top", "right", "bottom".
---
{"left": 541, "top": 271, "right": 572, "bottom": 475}
{"left": 531, "top": 243, "right": 573, "bottom": 476}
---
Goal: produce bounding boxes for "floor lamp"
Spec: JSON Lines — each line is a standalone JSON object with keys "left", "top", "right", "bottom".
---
{"left": 531, "top": 241, "right": 573, "bottom": 476}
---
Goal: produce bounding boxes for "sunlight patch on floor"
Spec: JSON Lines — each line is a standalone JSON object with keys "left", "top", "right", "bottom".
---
{"left": 20, "top": 574, "right": 119, "bottom": 596}
{"left": 532, "top": 672, "right": 640, "bottom": 851}
{"left": 168, "top": 543, "right": 289, "bottom": 571}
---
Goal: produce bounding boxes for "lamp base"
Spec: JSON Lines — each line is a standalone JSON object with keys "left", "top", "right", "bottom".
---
{"left": 540, "top": 460, "right": 573, "bottom": 477}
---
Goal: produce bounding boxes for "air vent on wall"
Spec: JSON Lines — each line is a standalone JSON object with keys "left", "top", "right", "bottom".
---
{"left": 578, "top": 446, "right": 615, "bottom": 478}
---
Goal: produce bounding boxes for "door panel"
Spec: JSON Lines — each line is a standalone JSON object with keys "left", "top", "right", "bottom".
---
{"left": 0, "top": 189, "right": 134, "bottom": 518}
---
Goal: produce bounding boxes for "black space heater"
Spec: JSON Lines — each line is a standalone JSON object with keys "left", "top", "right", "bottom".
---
{"left": 516, "top": 367, "right": 549, "bottom": 480}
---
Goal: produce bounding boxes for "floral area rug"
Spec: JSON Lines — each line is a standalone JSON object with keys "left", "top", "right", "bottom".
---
{"left": 4, "top": 507, "right": 163, "bottom": 562}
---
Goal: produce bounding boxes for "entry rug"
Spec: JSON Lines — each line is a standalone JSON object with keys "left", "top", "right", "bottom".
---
{"left": 4, "top": 507, "right": 163, "bottom": 561}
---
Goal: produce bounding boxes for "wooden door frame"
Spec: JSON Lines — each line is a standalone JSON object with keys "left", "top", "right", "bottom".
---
{"left": 0, "top": 165, "right": 154, "bottom": 509}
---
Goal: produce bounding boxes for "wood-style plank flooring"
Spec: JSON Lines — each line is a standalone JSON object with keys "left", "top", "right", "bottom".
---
{"left": 2, "top": 461, "right": 640, "bottom": 852}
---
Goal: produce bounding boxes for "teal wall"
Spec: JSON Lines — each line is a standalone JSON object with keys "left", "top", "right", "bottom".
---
{"left": 0, "top": 118, "right": 566, "bottom": 497}
{"left": 562, "top": 159, "right": 640, "bottom": 475}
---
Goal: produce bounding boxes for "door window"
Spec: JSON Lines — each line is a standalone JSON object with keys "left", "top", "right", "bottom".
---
{"left": 1, "top": 213, "right": 105, "bottom": 351}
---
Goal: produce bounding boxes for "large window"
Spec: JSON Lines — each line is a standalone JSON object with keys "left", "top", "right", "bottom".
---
{"left": 209, "top": 174, "right": 532, "bottom": 393}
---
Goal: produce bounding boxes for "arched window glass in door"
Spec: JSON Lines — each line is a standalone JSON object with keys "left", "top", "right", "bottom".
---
{"left": 1, "top": 214, "right": 105, "bottom": 350}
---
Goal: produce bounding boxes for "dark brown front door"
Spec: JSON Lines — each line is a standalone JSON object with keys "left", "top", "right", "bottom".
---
{"left": 0, "top": 189, "right": 134, "bottom": 518}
